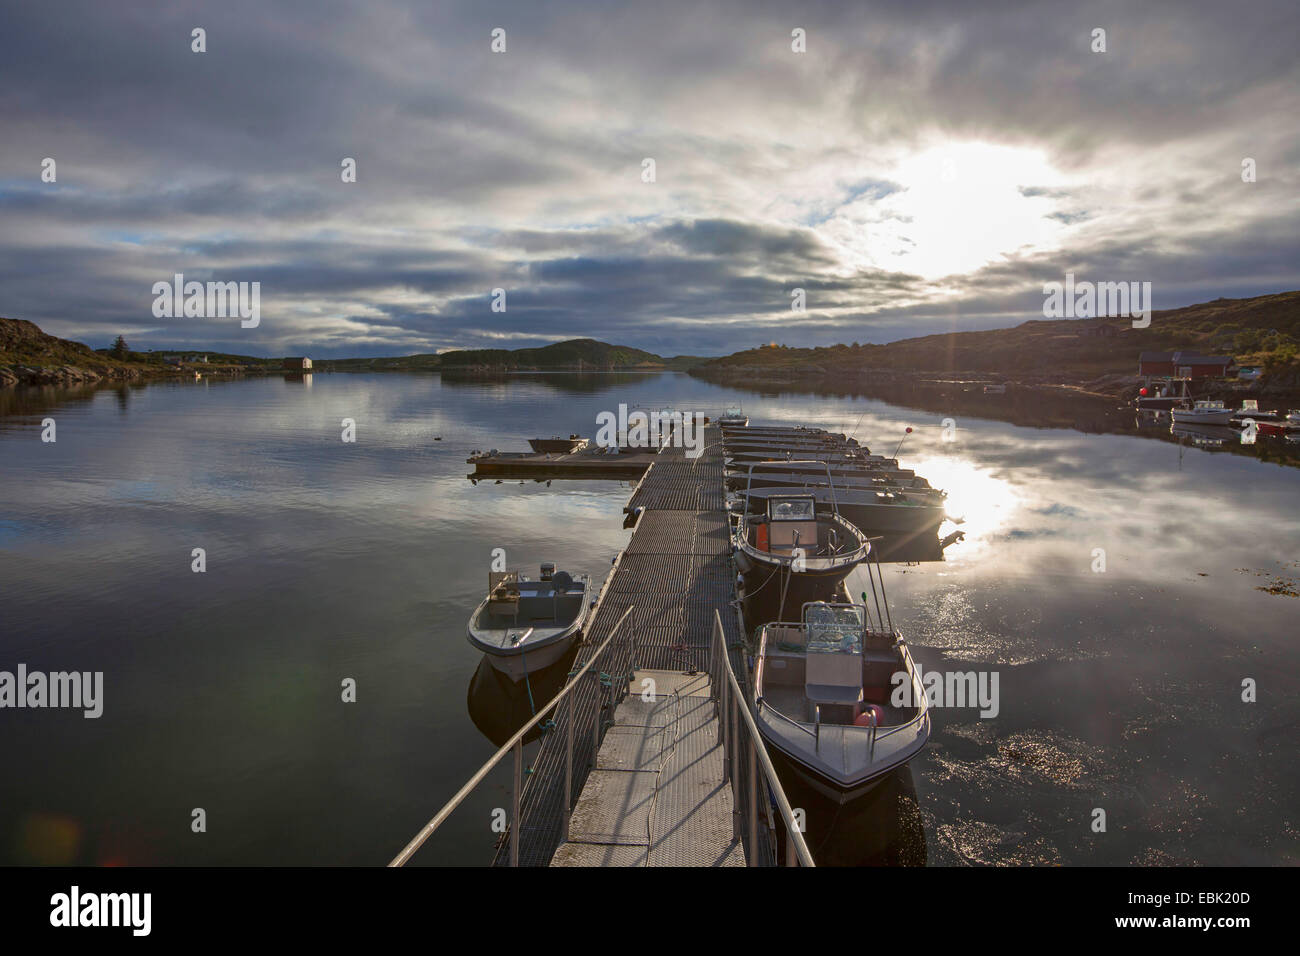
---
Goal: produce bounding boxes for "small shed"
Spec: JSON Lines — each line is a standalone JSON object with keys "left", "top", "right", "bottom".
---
{"left": 283, "top": 357, "right": 313, "bottom": 371}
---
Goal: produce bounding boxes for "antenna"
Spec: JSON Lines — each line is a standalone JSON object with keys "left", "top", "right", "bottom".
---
{"left": 874, "top": 548, "right": 894, "bottom": 633}
{"left": 891, "top": 426, "right": 914, "bottom": 459}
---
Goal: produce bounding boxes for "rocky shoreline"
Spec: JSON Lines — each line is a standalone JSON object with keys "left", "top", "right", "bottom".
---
{"left": 0, "top": 363, "right": 170, "bottom": 389}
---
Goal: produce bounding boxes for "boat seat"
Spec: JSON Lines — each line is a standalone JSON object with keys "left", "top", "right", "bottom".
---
{"left": 805, "top": 652, "right": 864, "bottom": 707}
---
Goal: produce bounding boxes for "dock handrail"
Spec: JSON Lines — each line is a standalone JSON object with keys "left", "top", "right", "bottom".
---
{"left": 389, "top": 604, "right": 636, "bottom": 867}
{"left": 709, "top": 609, "right": 815, "bottom": 867}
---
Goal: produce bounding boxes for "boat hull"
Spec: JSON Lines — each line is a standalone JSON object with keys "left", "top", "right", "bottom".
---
{"left": 729, "top": 471, "right": 929, "bottom": 492}
{"left": 762, "top": 734, "right": 899, "bottom": 805}
{"left": 528, "top": 438, "right": 587, "bottom": 454}
{"left": 1170, "top": 408, "right": 1235, "bottom": 425}
{"left": 1257, "top": 421, "right": 1293, "bottom": 437}
{"left": 737, "top": 489, "right": 945, "bottom": 534}
{"left": 472, "top": 629, "right": 581, "bottom": 681}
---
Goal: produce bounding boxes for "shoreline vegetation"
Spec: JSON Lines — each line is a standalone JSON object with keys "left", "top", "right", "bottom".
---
{"left": 4, "top": 290, "right": 1298, "bottom": 402}
{"left": 687, "top": 290, "right": 1300, "bottom": 405}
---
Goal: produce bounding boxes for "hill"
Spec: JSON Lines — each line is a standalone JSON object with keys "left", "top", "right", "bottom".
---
{"left": 1, "top": 320, "right": 707, "bottom": 386}
{"left": 691, "top": 291, "right": 1300, "bottom": 398}
{"left": 0, "top": 317, "right": 157, "bottom": 387}
{"left": 437, "top": 338, "right": 672, "bottom": 370}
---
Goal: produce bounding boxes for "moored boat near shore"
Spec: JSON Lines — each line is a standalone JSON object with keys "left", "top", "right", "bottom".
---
{"left": 1171, "top": 400, "right": 1235, "bottom": 425}
{"left": 466, "top": 564, "right": 595, "bottom": 681}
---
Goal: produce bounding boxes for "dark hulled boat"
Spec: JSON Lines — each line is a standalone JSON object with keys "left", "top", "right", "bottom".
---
{"left": 528, "top": 435, "right": 588, "bottom": 454}
{"left": 731, "top": 463, "right": 871, "bottom": 627}
{"left": 735, "top": 484, "right": 947, "bottom": 535}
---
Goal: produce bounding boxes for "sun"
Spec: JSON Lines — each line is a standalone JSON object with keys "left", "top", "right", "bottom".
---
{"left": 833, "top": 141, "right": 1071, "bottom": 281}
{"left": 911, "top": 454, "right": 1020, "bottom": 547}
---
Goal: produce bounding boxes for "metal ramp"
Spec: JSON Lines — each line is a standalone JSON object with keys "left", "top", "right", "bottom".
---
{"left": 551, "top": 669, "right": 744, "bottom": 867}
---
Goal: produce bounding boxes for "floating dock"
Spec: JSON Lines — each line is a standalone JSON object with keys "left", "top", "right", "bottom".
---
{"left": 495, "top": 426, "right": 766, "bottom": 866}
{"left": 468, "top": 445, "right": 657, "bottom": 481}
{"left": 550, "top": 669, "right": 743, "bottom": 866}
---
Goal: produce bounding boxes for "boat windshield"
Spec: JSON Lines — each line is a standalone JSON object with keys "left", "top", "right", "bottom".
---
{"left": 724, "top": 406, "right": 743, "bottom": 417}
{"left": 805, "top": 604, "right": 864, "bottom": 655}
{"left": 770, "top": 497, "right": 815, "bottom": 521}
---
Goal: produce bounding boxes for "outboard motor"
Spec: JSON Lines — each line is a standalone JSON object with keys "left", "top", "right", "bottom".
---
{"left": 539, "top": 562, "right": 555, "bottom": 581}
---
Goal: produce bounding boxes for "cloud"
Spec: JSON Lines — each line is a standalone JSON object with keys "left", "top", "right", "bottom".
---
{"left": 0, "top": 0, "right": 1296, "bottom": 356}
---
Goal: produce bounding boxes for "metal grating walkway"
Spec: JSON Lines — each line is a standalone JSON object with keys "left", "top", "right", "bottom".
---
{"left": 495, "top": 426, "right": 769, "bottom": 866}
{"left": 551, "top": 670, "right": 744, "bottom": 867}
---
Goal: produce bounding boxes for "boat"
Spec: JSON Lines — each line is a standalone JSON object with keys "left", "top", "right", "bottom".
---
{"left": 722, "top": 426, "right": 842, "bottom": 441}
{"left": 725, "top": 460, "right": 917, "bottom": 489}
{"left": 732, "top": 470, "right": 935, "bottom": 492}
{"left": 467, "top": 564, "right": 595, "bottom": 680}
{"left": 723, "top": 438, "right": 865, "bottom": 455}
{"left": 734, "top": 485, "right": 947, "bottom": 535}
{"left": 724, "top": 434, "right": 861, "bottom": 449}
{"left": 753, "top": 592, "right": 930, "bottom": 805}
{"left": 1228, "top": 400, "right": 1284, "bottom": 424}
{"left": 732, "top": 463, "right": 870, "bottom": 627}
{"left": 724, "top": 448, "right": 885, "bottom": 466}
{"left": 528, "top": 435, "right": 588, "bottom": 454}
{"left": 1170, "top": 400, "right": 1235, "bottom": 425}
{"left": 717, "top": 405, "right": 749, "bottom": 427}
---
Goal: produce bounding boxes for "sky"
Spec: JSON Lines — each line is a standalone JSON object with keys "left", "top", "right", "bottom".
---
{"left": 2, "top": 0, "right": 1298, "bottom": 358}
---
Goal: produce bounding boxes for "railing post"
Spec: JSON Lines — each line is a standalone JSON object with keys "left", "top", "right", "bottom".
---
{"left": 511, "top": 739, "right": 522, "bottom": 867}
{"left": 591, "top": 672, "right": 600, "bottom": 768}
{"left": 730, "top": 691, "right": 741, "bottom": 842}
{"left": 747, "top": 739, "right": 758, "bottom": 867}
{"left": 563, "top": 691, "right": 574, "bottom": 843}
{"left": 719, "top": 673, "right": 728, "bottom": 782}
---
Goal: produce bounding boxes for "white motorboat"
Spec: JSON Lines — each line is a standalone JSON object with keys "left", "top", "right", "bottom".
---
{"left": 717, "top": 405, "right": 749, "bottom": 427}
{"left": 467, "top": 564, "right": 595, "bottom": 681}
{"left": 754, "top": 594, "right": 930, "bottom": 805}
{"left": 1170, "top": 400, "right": 1235, "bottom": 425}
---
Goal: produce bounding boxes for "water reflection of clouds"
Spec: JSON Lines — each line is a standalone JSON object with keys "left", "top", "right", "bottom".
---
{"left": 3, "top": 372, "right": 1296, "bottom": 866}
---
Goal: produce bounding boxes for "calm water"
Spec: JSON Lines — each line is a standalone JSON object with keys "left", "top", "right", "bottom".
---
{"left": 1, "top": 372, "right": 1296, "bottom": 866}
